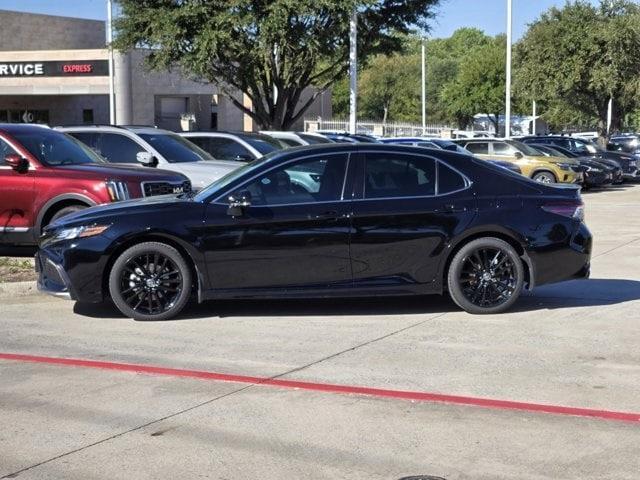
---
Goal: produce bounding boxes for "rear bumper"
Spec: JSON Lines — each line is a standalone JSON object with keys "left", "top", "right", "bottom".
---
{"left": 529, "top": 222, "right": 592, "bottom": 287}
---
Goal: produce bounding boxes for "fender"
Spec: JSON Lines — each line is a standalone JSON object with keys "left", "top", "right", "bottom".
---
{"left": 436, "top": 224, "right": 536, "bottom": 292}
{"left": 35, "top": 193, "right": 97, "bottom": 238}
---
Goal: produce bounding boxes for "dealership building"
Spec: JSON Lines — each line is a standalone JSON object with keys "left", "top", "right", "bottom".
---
{"left": 0, "top": 10, "right": 331, "bottom": 131}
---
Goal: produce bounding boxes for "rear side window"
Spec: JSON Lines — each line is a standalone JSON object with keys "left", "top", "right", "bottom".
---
{"left": 365, "top": 153, "right": 436, "bottom": 199}
{"left": 438, "top": 162, "right": 467, "bottom": 194}
{"left": 492, "top": 142, "right": 518, "bottom": 155}
{"left": 465, "top": 142, "right": 488, "bottom": 154}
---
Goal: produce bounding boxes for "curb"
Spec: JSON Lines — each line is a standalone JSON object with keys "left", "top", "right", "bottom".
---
{"left": 0, "top": 281, "right": 39, "bottom": 299}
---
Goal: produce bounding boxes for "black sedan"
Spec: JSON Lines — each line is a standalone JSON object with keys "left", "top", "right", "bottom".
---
{"left": 37, "top": 144, "right": 592, "bottom": 320}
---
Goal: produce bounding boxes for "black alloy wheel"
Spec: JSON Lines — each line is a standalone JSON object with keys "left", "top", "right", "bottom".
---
{"left": 109, "top": 242, "right": 192, "bottom": 321}
{"left": 447, "top": 238, "right": 524, "bottom": 314}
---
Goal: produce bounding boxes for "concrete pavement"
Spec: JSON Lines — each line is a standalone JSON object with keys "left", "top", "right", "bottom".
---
{"left": 1, "top": 184, "right": 639, "bottom": 479}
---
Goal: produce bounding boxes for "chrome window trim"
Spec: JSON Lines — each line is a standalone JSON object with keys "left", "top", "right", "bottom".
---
{"left": 211, "top": 151, "right": 353, "bottom": 206}
{"left": 210, "top": 149, "right": 472, "bottom": 208}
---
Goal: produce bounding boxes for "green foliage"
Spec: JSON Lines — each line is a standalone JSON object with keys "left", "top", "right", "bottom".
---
{"left": 514, "top": 0, "right": 640, "bottom": 139}
{"left": 440, "top": 35, "right": 506, "bottom": 130}
{"left": 114, "top": 0, "right": 440, "bottom": 130}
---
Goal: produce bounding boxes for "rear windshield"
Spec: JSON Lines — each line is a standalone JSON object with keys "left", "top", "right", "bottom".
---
{"left": 140, "top": 132, "right": 213, "bottom": 163}
{"left": 11, "top": 129, "right": 103, "bottom": 166}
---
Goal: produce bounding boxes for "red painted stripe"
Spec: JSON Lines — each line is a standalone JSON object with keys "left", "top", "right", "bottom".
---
{"left": 1, "top": 352, "right": 639, "bottom": 424}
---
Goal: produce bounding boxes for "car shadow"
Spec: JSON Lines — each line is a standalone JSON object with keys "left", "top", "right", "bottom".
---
{"left": 72, "top": 278, "right": 640, "bottom": 321}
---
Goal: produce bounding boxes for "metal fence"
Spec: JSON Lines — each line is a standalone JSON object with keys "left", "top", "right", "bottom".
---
{"left": 303, "top": 118, "right": 453, "bottom": 137}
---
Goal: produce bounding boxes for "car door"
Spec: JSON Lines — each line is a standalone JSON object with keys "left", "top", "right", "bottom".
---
{"left": 0, "top": 136, "right": 36, "bottom": 238}
{"left": 201, "top": 152, "right": 353, "bottom": 292}
{"left": 349, "top": 151, "right": 475, "bottom": 293}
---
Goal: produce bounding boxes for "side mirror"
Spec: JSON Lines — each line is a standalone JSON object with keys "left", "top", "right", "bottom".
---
{"left": 5, "top": 153, "right": 28, "bottom": 172}
{"left": 136, "top": 151, "right": 158, "bottom": 167}
{"left": 234, "top": 154, "right": 253, "bottom": 162}
{"left": 514, "top": 151, "right": 524, "bottom": 159}
{"left": 227, "top": 191, "right": 252, "bottom": 217}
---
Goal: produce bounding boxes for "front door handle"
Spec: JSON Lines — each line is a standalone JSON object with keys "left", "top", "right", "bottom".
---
{"left": 443, "top": 204, "right": 467, "bottom": 213}
{"left": 314, "top": 210, "right": 339, "bottom": 220}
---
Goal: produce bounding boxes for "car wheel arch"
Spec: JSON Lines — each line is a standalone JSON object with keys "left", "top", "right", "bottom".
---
{"left": 531, "top": 169, "right": 557, "bottom": 182}
{"left": 439, "top": 228, "right": 534, "bottom": 293}
{"left": 37, "top": 193, "right": 96, "bottom": 236}
{"left": 103, "top": 233, "right": 205, "bottom": 303}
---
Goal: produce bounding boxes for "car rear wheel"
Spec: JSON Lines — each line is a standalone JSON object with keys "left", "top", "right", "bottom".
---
{"left": 108, "top": 242, "right": 192, "bottom": 321}
{"left": 447, "top": 238, "right": 524, "bottom": 315}
{"left": 532, "top": 171, "right": 556, "bottom": 184}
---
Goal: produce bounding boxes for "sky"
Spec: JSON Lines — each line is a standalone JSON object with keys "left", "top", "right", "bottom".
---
{"left": 1, "top": 0, "right": 601, "bottom": 40}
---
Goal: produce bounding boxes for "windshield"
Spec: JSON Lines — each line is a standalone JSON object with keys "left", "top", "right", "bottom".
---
{"left": 11, "top": 130, "right": 104, "bottom": 166}
{"left": 507, "top": 140, "right": 543, "bottom": 156}
{"left": 193, "top": 152, "right": 277, "bottom": 201}
{"left": 140, "top": 132, "right": 214, "bottom": 163}
{"left": 237, "top": 133, "right": 284, "bottom": 155}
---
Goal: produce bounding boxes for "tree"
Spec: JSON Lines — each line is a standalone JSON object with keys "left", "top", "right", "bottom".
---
{"left": 440, "top": 35, "right": 507, "bottom": 132}
{"left": 515, "top": 0, "right": 640, "bottom": 142}
{"left": 114, "top": 0, "right": 440, "bottom": 130}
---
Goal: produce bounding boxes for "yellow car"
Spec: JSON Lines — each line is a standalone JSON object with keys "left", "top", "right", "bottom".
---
{"left": 454, "top": 139, "right": 584, "bottom": 184}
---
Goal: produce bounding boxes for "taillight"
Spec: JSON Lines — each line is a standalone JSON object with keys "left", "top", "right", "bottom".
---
{"left": 542, "top": 201, "right": 584, "bottom": 221}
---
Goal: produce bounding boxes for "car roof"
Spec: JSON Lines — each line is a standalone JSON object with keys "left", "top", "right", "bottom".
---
{"left": 57, "top": 125, "right": 173, "bottom": 135}
{"left": 0, "top": 123, "right": 52, "bottom": 135}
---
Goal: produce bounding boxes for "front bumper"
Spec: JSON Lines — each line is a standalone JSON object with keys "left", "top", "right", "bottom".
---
{"left": 622, "top": 167, "right": 639, "bottom": 179}
{"left": 35, "top": 250, "right": 75, "bottom": 300}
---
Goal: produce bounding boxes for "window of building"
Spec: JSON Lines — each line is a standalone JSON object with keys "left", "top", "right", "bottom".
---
{"left": 83, "top": 109, "right": 94, "bottom": 124}
{"left": 365, "top": 153, "right": 436, "bottom": 199}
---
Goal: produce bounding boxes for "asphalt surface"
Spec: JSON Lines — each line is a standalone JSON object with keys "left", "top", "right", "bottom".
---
{"left": 1, "top": 183, "right": 639, "bottom": 479}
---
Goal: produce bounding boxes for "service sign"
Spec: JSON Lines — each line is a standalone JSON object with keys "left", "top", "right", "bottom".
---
{"left": 0, "top": 60, "right": 109, "bottom": 77}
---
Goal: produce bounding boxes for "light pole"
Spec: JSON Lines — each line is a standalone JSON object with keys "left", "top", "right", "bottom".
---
{"left": 504, "top": 0, "right": 512, "bottom": 139}
{"left": 107, "top": 0, "right": 116, "bottom": 125}
{"left": 421, "top": 38, "right": 426, "bottom": 136}
{"left": 348, "top": 11, "right": 358, "bottom": 135}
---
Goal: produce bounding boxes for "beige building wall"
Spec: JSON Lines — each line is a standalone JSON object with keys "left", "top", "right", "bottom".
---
{"left": 0, "top": 10, "right": 105, "bottom": 52}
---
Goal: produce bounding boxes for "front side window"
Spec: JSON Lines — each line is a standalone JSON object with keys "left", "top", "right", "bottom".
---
{"left": 365, "top": 153, "right": 436, "bottom": 199}
{"left": 98, "top": 133, "right": 143, "bottom": 163}
{"left": 233, "top": 154, "right": 348, "bottom": 206}
{"left": 465, "top": 142, "right": 489, "bottom": 155}
{"left": 0, "top": 138, "right": 18, "bottom": 166}
{"left": 139, "top": 132, "right": 213, "bottom": 163}
{"left": 10, "top": 130, "right": 103, "bottom": 166}
{"left": 492, "top": 142, "right": 518, "bottom": 156}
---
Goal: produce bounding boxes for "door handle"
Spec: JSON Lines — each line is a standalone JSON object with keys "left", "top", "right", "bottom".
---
{"left": 313, "top": 210, "right": 339, "bottom": 220}
{"left": 443, "top": 204, "right": 466, "bottom": 213}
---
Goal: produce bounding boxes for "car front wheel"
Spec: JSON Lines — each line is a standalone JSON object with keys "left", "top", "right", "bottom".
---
{"left": 108, "top": 242, "right": 192, "bottom": 321}
{"left": 447, "top": 238, "right": 525, "bottom": 314}
{"left": 532, "top": 171, "right": 556, "bottom": 183}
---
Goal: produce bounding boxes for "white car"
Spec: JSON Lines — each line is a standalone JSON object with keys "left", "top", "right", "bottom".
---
{"left": 180, "top": 131, "right": 283, "bottom": 162}
{"left": 260, "top": 131, "right": 334, "bottom": 147}
{"left": 57, "top": 125, "right": 239, "bottom": 191}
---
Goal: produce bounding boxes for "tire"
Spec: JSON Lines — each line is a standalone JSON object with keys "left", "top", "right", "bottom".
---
{"left": 447, "top": 237, "right": 525, "bottom": 315}
{"left": 108, "top": 242, "right": 192, "bottom": 321}
{"left": 532, "top": 171, "right": 556, "bottom": 184}
{"left": 50, "top": 205, "right": 87, "bottom": 224}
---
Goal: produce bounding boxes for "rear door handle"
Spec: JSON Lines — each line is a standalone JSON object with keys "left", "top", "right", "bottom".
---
{"left": 314, "top": 210, "right": 339, "bottom": 220}
{"left": 443, "top": 204, "right": 467, "bottom": 213}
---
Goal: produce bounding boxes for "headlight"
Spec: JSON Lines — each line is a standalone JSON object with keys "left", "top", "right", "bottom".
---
{"left": 105, "top": 180, "right": 130, "bottom": 202}
{"left": 51, "top": 225, "right": 110, "bottom": 242}
{"left": 556, "top": 163, "right": 574, "bottom": 171}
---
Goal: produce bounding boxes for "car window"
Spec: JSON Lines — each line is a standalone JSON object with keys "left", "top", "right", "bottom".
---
{"left": 0, "top": 138, "right": 18, "bottom": 166}
{"left": 10, "top": 130, "right": 103, "bottom": 166}
{"left": 234, "top": 153, "right": 348, "bottom": 206}
{"left": 279, "top": 138, "right": 304, "bottom": 147}
{"left": 417, "top": 142, "right": 438, "bottom": 148}
{"left": 438, "top": 162, "right": 467, "bottom": 194}
{"left": 492, "top": 142, "right": 518, "bottom": 156}
{"left": 68, "top": 132, "right": 99, "bottom": 153}
{"left": 237, "top": 134, "right": 284, "bottom": 154}
{"left": 297, "top": 133, "right": 333, "bottom": 144}
{"left": 98, "top": 133, "right": 142, "bottom": 163}
{"left": 194, "top": 137, "right": 252, "bottom": 161}
{"left": 365, "top": 153, "right": 436, "bottom": 199}
{"left": 464, "top": 142, "right": 489, "bottom": 154}
{"left": 139, "top": 132, "right": 213, "bottom": 163}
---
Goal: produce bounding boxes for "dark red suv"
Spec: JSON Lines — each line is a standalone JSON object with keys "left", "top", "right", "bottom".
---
{"left": 0, "top": 124, "right": 191, "bottom": 246}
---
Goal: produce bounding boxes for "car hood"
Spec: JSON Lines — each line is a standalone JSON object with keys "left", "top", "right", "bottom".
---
{"left": 56, "top": 163, "right": 188, "bottom": 182}
{"left": 166, "top": 161, "right": 239, "bottom": 190}
{"left": 48, "top": 194, "right": 200, "bottom": 229}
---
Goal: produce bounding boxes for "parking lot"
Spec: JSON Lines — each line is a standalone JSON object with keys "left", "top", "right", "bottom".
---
{"left": 1, "top": 183, "right": 639, "bottom": 480}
